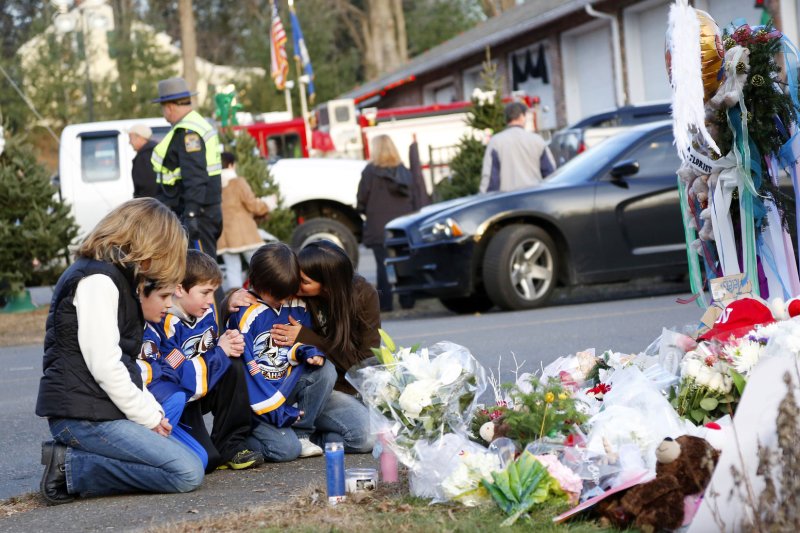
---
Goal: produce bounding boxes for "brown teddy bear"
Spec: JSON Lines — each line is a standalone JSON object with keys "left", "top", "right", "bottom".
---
{"left": 595, "top": 435, "right": 720, "bottom": 532}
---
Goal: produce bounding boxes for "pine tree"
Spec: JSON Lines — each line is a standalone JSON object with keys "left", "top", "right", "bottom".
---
{"left": 435, "top": 54, "right": 506, "bottom": 201}
{"left": 0, "top": 129, "right": 78, "bottom": 301}
{"left": 221, "top": 129, "right": 296, "bottom": 242}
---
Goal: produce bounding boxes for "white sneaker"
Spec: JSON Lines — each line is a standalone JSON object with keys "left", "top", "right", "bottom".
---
{"left": 298, "top": 438, "right": 323, "bottom": 458}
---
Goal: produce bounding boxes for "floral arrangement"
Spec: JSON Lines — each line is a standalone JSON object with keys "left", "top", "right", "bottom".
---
{"left": 481, "top": 451, "right": 567, "bottom": 526}
{"left": 440, "top": 448, "right": 502, "bottom": 506}
{"left": 347, "top": 330, "right": 486, "bottom": 464}
{"left": 497, "top": 376, "right": 587, "bottom": 445}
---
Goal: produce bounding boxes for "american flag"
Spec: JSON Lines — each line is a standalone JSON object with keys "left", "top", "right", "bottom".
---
{"left": 269, "top": 0, "right": 289, "bottom": 90}
{"left": 247, "top": 360, "right": 261, "bottom": 377}
{"left": 165, "top": 348, "right": 185, "bottom": 370}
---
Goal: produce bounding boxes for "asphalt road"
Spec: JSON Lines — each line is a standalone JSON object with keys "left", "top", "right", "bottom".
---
{"left": 0, "top": 247, "right": 701, "bottom": 531}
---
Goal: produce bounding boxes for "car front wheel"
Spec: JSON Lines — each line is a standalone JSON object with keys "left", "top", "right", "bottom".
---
{"left": 290, "top": 217, "right": 360, "bottom": 268}
{"left": 483, "top": 224, "right": 558, "bottom": 310}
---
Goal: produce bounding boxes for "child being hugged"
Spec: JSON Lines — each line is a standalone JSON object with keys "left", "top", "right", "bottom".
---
{"left": 228, "top": 243, "right": 336, "bottom": 461}
{"left": 136, "top": 280, "right": 208, "bottom": 469}
{"left": 157, "top": 249, "right": 262, "bottom": 471}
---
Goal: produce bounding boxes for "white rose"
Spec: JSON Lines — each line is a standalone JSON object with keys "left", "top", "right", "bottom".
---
{"left": 707, "top": 372, "right": 724, "bottom": 393}
{"left": 682, "top": 358, "right": 702, "bottom": 378}
{"left": 696, "top": 365, "right": 713, "bottom": 387}
{"left": 398, "top": 380, "right": 433, "bottom": 418}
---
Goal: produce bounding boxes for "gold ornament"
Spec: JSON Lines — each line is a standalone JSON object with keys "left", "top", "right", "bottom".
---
{"left": 724, "top": 37, "right": 736, "bottom": 49}
{"left": 665, "top": 9, "right": 724, "bottom": 103}
{"left": 697, "top": 10, "right": 725, "bottom": 102}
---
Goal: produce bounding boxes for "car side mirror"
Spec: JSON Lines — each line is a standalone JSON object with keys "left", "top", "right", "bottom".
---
{"left": 610, "top": 159, "right": 639, "bottom": 179}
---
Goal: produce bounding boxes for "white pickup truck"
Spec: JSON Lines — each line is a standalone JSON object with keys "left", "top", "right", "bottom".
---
{"left": 58, "top": 118, "right": 367, "bottom": 264}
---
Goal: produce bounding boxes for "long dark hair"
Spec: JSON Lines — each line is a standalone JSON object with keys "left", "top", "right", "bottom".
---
{"left": 298, "top": 241, "right": 360, "bottom": 365}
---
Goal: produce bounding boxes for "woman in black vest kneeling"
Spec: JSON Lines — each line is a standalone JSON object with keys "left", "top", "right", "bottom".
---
{"left": 36, "top": 198, "right": 204, "bottom": 504}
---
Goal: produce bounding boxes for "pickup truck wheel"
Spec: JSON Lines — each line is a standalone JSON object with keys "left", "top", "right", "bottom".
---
{"left": 439, "top": 292, "right": 494, "bottom": 314}
{"left": 483, "top": 225, "right": 558, "bottom": 310}
{"left": 291, "top": 218, "right": 360, "bottom": 268}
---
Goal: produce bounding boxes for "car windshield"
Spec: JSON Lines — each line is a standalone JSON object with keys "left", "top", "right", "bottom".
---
{"left": 545, "top": 129, "right": 647, "bottom": 186}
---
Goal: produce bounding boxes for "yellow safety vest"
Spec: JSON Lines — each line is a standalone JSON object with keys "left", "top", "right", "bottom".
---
{"left": 151, "top": 110, "right": 222, "bottom": 186}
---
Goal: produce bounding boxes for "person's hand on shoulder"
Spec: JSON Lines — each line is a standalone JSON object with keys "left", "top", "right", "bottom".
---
{"left": 228, "top": 288, "right": 257, "bottom": 312}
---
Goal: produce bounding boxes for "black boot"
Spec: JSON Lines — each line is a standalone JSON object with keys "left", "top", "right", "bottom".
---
{"left": 40, "top": 441, "right": 74, "bottom": 505}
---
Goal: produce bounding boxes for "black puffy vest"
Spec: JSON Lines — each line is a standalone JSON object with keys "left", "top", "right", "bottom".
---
{"left": 36, "top": 258, "right": 145, "bottom": 421}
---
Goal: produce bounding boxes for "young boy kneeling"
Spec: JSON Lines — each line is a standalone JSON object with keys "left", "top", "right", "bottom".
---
{"left": 228, "top": 243, "right": 336, "bottom": 461}
{"left": 156, "top": 250, "right": 263, "bottom": 471}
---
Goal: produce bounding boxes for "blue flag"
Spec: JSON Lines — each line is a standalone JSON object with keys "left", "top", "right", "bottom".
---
{"left": 290, "top": 8, "right": 315, "bottom": 101}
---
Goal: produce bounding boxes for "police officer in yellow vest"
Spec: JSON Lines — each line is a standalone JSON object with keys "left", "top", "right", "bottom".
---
{"left": 151, "top": 77, "right": 223, "bottom": 258}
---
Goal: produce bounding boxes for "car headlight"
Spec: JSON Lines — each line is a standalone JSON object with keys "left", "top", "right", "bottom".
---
{"left": 420, "top": 217, "right": 464, "bottom": 242}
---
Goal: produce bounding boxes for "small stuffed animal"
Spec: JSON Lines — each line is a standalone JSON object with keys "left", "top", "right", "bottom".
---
{"left": 618, "top": 435, "right": 720, "bottom": 532}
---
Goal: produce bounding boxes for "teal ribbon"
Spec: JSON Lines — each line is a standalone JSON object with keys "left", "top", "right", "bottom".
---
{"left": 727, "top": 108, "right": 760, "bottom": 297}
{"left": 677, "top": 175, "right": 708, "bottom": 308}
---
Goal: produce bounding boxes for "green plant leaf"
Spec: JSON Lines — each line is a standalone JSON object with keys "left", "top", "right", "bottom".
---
{"left": 730, "top": 369, "right": 747, "bottom": 396}
{"left": 699, "top": 397, "right": 719, "bottom": 411}
{"left": 690, "top": 409, "right": 706, "bottom": 423}
{"left": 378, "top": 329, "right": 396, "bottom": 353}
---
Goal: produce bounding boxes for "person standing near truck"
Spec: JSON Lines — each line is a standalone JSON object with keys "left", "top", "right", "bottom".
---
{"left": 479, "top": 101, "right": 556, "bottom": 193}
{"left": 128, "top": 124, "right": 158, "bottom": 198}
{"left": 151, "top": 77, "right": 223, "bottom": 259}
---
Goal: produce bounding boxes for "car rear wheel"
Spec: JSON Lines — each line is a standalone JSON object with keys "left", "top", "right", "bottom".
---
{"left": 291, "top": 218, "right": 360, "bottom": 268}
{"left": 483, "top": 225, "right": 558, "bottom": 310}
{"left": 439, "top": 291, "right": 495, "bottom": 314}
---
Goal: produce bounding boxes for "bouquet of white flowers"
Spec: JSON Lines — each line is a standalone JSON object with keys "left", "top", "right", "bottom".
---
{"left": 346, "top": 331, "right": 487, "bottom": 465}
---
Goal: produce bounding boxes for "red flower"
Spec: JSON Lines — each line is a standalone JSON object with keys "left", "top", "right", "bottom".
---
{"left": 587, "top": 383, "right": 611, "bottom": 395}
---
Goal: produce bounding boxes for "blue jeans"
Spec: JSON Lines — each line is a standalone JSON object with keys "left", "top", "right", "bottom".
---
{"left": 49, "top": 418, "right": 205, "bottom": 497}
{"left": 314, "top": 391, "right": 375, "bottom": 453}
{"left": 246, "top": 360, "right": 336, "bottom": 462}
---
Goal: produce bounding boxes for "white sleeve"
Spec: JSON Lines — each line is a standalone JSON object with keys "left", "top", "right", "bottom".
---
{"left": 74, "top": 275, "right": 164, "bottom": 429}
{"left": 479, "top": 141, "right": 493, "bottom": 194}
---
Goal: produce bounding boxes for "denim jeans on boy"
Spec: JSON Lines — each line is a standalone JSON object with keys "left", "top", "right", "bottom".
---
{"left": 246, "top": 359, "right": 336, "bottom": 462}
{"left": 48, "top": 417, "right": 205, "bottom": 497}
{"left": 313, "top": 390, "right": 375, "bottom": 453}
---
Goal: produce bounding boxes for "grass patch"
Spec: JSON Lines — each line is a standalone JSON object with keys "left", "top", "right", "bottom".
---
{"left": 0, "top": 306, "right": 48, "bottom": 347}
{"left": 0, "top": 493, "right": 43, "bottom": 518}
{"left": 158, "top": 482, "right": 614, "bottom": 533}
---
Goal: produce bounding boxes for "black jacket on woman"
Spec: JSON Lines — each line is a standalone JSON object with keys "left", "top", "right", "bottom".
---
{"left": 36, "top": 258, "right": 144, "bottom": 421}
{"left": 356, "top": 163, "right": 418, "bottom": 246}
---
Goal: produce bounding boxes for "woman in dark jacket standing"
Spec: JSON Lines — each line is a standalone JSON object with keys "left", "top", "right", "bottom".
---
{"left": 357, "top": 135, "right": 419, "bottom": 311}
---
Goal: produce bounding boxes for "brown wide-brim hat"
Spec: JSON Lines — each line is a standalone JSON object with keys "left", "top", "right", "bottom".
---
{"left": 152, "top": 77, "right": 198, "bottom": 103}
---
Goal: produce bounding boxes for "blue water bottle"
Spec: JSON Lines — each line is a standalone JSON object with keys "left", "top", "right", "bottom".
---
{"left": 325, "top": 442, "right": 346, "bottom": 504}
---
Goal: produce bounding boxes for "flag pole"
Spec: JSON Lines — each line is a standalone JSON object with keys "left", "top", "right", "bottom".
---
{"left": 295, "top": 57, "right": 311, "bottom": 154}
{"left": 289, "top": 0, "right": 311, "bottom": 154}
{"left": 284, "top": 81, "right": 294, "bottom": 118}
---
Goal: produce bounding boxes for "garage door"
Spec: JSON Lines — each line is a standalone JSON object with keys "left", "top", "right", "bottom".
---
{"left": 698, "top": 0, "right": 763, "bottom": 30}
{"left": 624, "top": 1, "right": 671, "bottom": 104}
{"left": 561, "top": 21, "right": 615, "bottom": 124}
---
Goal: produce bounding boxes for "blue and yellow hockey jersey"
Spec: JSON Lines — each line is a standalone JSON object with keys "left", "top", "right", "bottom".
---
{"left": 229, "top": 297, "right": 325, "bottom": 428}
{"left": 136, "top": 323, "right": 184, "bottom": 403}
{"left": 158, "top": 305, "right": 231, "bottom": 401}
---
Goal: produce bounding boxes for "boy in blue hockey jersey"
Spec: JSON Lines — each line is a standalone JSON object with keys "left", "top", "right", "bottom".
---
{"left": 228, "top": 243, "right": 336, "bottom": 462}
{"left": 158, "top": 250, "right": 262, "bottom": 471}
{"left": 136, "top": 280, "right": 207, "bottom": 469}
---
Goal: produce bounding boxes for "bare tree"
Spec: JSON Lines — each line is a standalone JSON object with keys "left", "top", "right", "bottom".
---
{"left": 333, "top": 0, "right": 408, "bottom": 79}
{"left": 178, "top": 0, "right": 198, "bottom": 101}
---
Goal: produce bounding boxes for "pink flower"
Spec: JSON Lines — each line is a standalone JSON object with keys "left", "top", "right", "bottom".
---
{"left": 535, "top": 454, "right": 583, "bottom": 498}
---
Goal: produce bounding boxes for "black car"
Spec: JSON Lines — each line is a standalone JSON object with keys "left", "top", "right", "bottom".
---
{"left": 549, "top": 103, "right": 671, "bottom": 166}
{"left": 384, "top": 121, "right": 686, "bottom": 313}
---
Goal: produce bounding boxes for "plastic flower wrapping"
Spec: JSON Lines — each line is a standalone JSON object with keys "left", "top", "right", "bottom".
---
{"left": 346, "top": 332, "right": 486, "bottom": 466}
